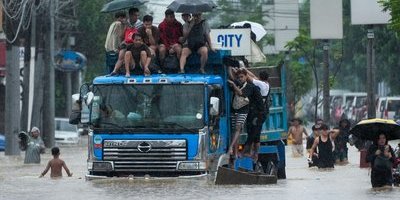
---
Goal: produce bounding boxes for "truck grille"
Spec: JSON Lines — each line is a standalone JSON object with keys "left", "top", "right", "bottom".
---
{"left": 103, "top": 140, "right": 187, "bottom": 172}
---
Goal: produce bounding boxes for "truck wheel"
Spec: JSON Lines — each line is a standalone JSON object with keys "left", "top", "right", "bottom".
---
{"left": 265, "top": 160, "right": 278, "bottom": 177}
{"left": 277, "top": 166, "right": 286, "bottom": 179}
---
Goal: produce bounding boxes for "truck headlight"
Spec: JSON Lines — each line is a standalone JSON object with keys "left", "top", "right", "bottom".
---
{"left": 177, "top": 161, "right": 206, "bottom": 171}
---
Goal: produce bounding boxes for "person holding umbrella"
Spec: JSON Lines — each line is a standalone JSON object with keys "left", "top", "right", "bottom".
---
{"left": 179, "top": 12, "right": 214, "bottom": 74}
{"left": 366, "top": 133, "right": 395, "bottom": 188}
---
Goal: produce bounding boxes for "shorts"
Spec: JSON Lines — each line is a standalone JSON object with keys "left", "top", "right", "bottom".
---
{"left": 231, "top": 113, "right": 248, "bottom": 130}
{"left": 292, "top": 144, "right": 304, "bottom": 156}
{"left": 246, "top": 113, "right": 266, "bottom": 144}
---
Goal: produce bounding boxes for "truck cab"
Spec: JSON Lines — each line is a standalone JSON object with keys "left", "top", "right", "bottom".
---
{"left": 71, "top": 50, "right": 288, "bottom": 181}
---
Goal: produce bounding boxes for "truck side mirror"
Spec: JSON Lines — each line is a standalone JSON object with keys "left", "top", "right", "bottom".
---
{"left": 210, "top": 97, "right": 220, "bottom": 116}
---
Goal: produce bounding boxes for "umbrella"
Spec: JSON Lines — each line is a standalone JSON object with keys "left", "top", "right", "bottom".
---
{"left": 167, "top": 0, "right": 217, "bottom": 13}
{"left": 101, "top": 0, "right": 148, "bottom": 13}
{"left": 230, "top": 21, "right": 267, "bottom": 41}
{"left": 349, "top": 118, "right": 400, "bottom": 141}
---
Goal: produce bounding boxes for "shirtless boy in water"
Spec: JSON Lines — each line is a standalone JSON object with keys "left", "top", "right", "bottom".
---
{"left": 40, "top": 147, "right": 73, "bottom": 178}
{"left": 288, "top": 118, "right": 309, "bottom": 157}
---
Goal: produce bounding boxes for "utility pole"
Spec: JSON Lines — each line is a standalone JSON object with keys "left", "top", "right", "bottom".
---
{"left": 5, "top": 46, "right": 21, "bottom": 155}
{"left": 322, "top": 40, "right": 330, "bottom": 125}
{"left": 43, "top": 0, "right": 56, "bottom": 147}
{"left": 366, "top": 26, "right": 376, "bottom": 119}
{"left": 20, "top": 37, "right": 28, "bottom": 132}
{"left": 285, "top": 53, "right": 294, "bottom": 120}
{"left": 27, "top": 6, "right": 36, "bottom": 130}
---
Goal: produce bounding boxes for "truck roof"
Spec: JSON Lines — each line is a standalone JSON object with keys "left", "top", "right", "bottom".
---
{"left": 93, "top": 74, "right": 224, "bottom": 85}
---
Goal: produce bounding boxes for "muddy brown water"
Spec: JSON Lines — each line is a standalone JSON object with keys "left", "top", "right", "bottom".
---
{"left": 1, "top": 136, "right": 400, "bottom": 200}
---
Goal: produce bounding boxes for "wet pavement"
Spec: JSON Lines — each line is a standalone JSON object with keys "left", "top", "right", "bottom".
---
{"left": 1, "top": 136, "right": 400, "bottom": 200}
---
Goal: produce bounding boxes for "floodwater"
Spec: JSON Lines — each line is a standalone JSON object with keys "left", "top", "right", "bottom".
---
{"left": 1, "top": 136, "right": 400, "bottom": 200}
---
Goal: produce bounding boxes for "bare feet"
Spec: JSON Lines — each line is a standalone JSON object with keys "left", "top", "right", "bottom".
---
{"left": 199, "top": 68, "right": 205, "bottom": 74}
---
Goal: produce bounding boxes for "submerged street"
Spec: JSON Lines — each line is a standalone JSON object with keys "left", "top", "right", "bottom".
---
{"left": 1, "top": 136, "right": 400, "bottom": 200}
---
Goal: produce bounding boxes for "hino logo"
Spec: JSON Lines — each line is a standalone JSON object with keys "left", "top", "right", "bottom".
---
{"left": 137, "top": 142, "right": 152, "bottom": 153}
{"left": 104, "top": 141, "right": 128, "bottom": 147}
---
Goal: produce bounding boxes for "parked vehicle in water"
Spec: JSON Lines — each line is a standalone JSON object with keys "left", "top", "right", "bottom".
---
{"left": 0, "top": 134, "right": 5, "bottom": 151}
{"left": 376, "top": 96, "right": 400, "bottom": 120}
{"left": 55, "top": 118, "right": 80, "bottom": 145}
{"left": 329, "top": 92, "right": 366, "bottom": 124}
{"left": 302, "top": 89, "right": 349, "bottom": 122}
{"left": 351, "top": 95, "right": 367, "bottom": 123}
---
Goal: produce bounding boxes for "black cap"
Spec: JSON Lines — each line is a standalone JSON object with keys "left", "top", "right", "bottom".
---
{"left": 312, "top": 124, "right": 320, "bottom": 131}
{"left": 318, "top": 123, "right": 329, "bottom": 130}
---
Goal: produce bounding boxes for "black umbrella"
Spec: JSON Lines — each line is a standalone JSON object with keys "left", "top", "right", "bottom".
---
{"left": 101, "top": 0, "right": 148, "bottom": 13}
{"left": 349, "top": 118, "right": 400, "bottom": 141}
{"left": 167, "top": 0, "right": 217, "bottom": 13}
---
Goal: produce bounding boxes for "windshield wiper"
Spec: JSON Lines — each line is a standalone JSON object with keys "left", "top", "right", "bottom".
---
{"left": 160, "top": 122, "right": 198, "bottom": 134}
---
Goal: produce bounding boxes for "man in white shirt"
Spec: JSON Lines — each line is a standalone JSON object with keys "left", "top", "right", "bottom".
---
{"left": 242, "top": 67, "right": 270, "bottom": 160}
{"left": 105, "top": 11, "right": 126, "bottom": 73}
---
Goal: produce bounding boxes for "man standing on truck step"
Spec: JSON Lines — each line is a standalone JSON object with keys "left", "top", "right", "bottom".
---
{"left": 242, "top": 67, "right": 269, "bottom": 160}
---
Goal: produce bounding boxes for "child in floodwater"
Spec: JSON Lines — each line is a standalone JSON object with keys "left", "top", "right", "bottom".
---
{"left": 39, "top": 147, "right": 73, "bottom": 178}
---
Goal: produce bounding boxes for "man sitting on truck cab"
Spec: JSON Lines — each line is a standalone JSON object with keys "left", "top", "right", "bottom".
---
{"left": 138, "top": 15, "right": 159, "bottom": 56}
{"left": 158, "top": 9, "right": 183, "bottom": 68}
{"left": 112, "top": 34, "right": 152, "bottom": 77}
{"left": 110, "top": 8, "right": 143, "bottom": 74}
{"left": 179, "top": 12, "right": 214, "bottom": 74}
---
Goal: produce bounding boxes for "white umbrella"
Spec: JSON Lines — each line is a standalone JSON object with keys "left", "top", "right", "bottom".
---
{"left": 230, "top": 21, "right": 267, "bottom": 41}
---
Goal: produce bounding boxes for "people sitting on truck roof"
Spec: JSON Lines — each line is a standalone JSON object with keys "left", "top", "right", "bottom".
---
{"left": 110, "top": 8, "right": 143, "bottom": 74}
{"left": 179, "top": 12, "right": 214, "bottom": 74}
{"left": 109, "top": 34, "right": 152, "bottom": 77}
{"left": 138, "top": 15, "right": 159, "bottom": 56}
{"left": 104, "top": 11, "right": 126, "bottom": 73}
{"left": 158, "top": 9, "right": 183, "bottom": 70}
{"left": 126, "top": 34, "right": 153, "bottom": 77}
{"left": 179, "top": 13, "right": 191, "bottom": 45}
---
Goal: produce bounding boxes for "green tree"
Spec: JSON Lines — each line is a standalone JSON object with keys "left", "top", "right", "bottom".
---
{"left": 75, "top": 0, "right": 112, "bottom": 82}
{"left": 380, "top": 0, "right": 400, "bottom": 35}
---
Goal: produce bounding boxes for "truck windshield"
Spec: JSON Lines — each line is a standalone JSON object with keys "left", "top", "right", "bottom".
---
{"left": 90, "top": 84, "right": 204, "bottom": 131}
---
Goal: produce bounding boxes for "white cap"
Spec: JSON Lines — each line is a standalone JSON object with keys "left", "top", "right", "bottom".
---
{"left": 31, "top": 127, "right": 40, "bottom": 133}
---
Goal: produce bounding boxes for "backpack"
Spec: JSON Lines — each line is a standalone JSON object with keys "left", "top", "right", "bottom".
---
{"left": 124, "top": 27, "right": 138, "bottom": 44}
{"left": 263, "top": 86, "right": 272, "bottom": 114}
{"left": 187, "top": 20, "right": 206, "bottom": 50}
{"left": 163, "top": 54, "right": 179, "bottom": 71}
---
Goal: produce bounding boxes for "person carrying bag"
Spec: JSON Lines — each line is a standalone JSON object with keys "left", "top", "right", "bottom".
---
{"left": 232, "top": 82, "right": 249, "bottom": 110}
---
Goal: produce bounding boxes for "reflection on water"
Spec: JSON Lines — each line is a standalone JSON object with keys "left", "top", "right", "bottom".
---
{"left": 1, "top": 136, "right": 400, "bottom": 200}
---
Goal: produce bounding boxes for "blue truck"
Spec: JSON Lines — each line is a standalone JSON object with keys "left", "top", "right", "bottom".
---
{"left": 70, "top": 50, "right": 288, "bottom": 182}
